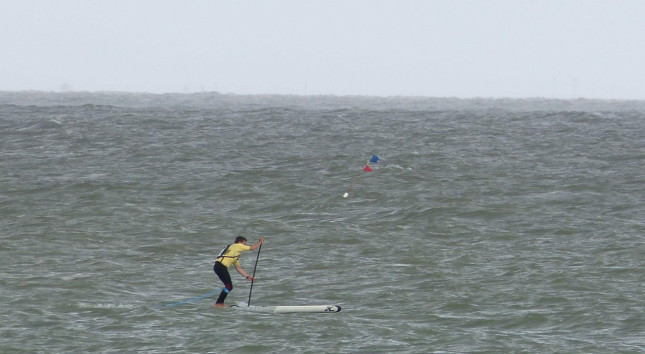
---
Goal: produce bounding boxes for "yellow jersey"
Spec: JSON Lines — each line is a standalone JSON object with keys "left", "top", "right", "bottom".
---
{"left": 216, "top": 243, "right": 251, "bottom": 268}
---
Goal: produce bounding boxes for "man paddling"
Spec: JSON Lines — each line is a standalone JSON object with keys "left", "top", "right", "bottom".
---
{"left": 214, "top": 236, "right": 264, "bottom": 307}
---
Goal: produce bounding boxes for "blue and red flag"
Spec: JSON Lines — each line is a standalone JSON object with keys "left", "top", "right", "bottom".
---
{"left": 363, "top": 155, "right": 379, "bottom": 171}
{"left": 344, "top": 154, "right": 381, "bottom": 197}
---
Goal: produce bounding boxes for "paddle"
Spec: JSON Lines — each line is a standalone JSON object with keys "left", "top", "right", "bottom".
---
{"left": 247, "top": 243, "right": 262, "bottom": 306}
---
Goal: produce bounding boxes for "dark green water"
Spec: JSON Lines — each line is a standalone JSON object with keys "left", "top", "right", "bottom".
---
{"left": 1, "top": 92, "right": 644, "bottom": 353}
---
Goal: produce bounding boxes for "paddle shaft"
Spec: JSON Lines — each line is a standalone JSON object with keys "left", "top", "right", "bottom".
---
{"left": 247, "top": 243, "right": 262, "bottom": 306}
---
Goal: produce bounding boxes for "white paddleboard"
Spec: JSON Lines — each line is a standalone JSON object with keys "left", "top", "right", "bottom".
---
{"left": 231, "top": 303, "right": 341, "bottom": 313}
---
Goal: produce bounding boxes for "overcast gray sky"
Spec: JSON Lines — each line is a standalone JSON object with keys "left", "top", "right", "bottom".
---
{"left": 2, "top": 0, "right": 644, "bottom": 99}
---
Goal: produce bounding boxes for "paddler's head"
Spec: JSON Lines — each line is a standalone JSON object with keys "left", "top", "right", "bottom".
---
{"left": 234, "top": 236, "right": 248, "bottom": 244}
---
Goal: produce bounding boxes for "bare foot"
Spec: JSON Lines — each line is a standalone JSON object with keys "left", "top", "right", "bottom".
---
{"left": 214, "top": 303, "right": 227, "bottom": 308}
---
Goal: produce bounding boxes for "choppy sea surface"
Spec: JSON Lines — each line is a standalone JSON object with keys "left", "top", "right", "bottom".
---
{"left": 1, "top": 91, "right": 644, "bottom": 353}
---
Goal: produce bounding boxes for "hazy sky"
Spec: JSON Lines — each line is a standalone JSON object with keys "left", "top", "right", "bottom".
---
{"left": 2, "top": 0, "right": 644, "bottom": 99}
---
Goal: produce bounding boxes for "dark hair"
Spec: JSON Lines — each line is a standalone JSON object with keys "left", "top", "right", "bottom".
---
{"left": 234, "top": 236, "right": 248, "bottom": 243}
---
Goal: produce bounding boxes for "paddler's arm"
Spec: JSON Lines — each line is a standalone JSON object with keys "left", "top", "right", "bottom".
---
{"left": 234, "top": 263, "right": 253, "bottom": 281}
{"left": 249, "top": 237, "right": 264, "bottom": 251}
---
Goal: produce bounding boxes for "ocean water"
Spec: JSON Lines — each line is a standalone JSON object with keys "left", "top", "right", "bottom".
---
{"left": 1, "top": 92, "right": 644, "bottom": 353}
